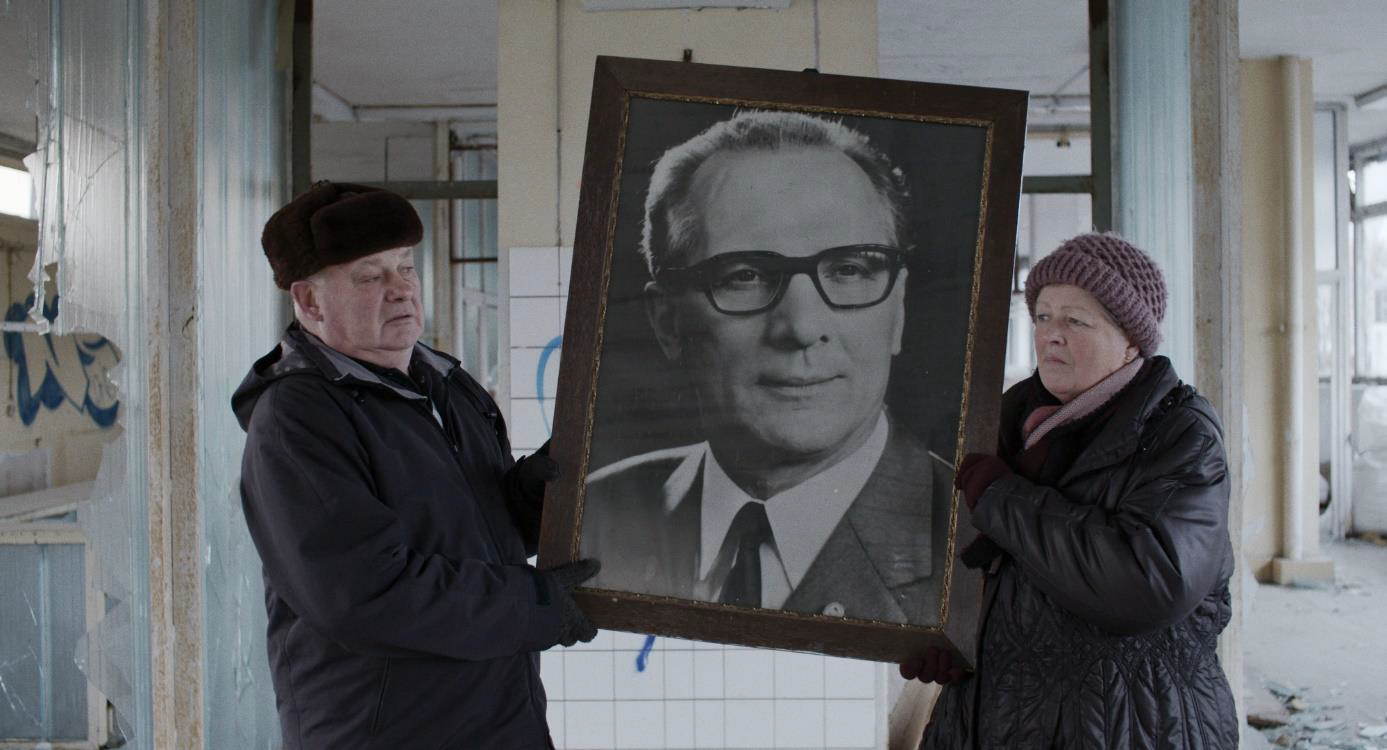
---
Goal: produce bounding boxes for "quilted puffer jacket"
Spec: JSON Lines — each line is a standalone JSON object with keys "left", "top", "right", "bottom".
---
{"left": 921, "top": 357, "right": 1238, "bottom": 749}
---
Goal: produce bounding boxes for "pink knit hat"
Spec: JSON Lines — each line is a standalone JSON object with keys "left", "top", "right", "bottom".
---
{"left": 1024, "top": 232, "right": 1167, "bottom": 356}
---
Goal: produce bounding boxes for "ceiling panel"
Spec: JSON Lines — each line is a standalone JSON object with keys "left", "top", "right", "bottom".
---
{"left": 314, "top": 0, "right": 497, "bottom": 107}
{"left": 1240, "top": 0, "right": 1387, "bottom": 101}
{"left": 878, "top": 1, "right": 1088, "bottom": 96}
{"left": 0, "top": 6, "right": 41, "bottom": 144}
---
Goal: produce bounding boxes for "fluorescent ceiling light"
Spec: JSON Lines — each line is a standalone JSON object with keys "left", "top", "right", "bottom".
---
{"left": 1355, "top": 82, "right": 1387, "bottom": 111}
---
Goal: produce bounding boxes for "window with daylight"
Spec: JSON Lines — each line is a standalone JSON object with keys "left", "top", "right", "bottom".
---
{"left": 0, "top": 164, "right": 33, "bottom": 219}
{"left": 452, "top": 144, "right": 499, "bottom": 393}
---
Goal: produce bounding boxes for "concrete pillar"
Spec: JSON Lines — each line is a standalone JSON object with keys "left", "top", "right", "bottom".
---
{"left": 1110, "top": 0, "right": 1196, "bottom": 377}
{"left": 143, "top": 0, "right": 206, "bottom": 746}
{"left": 1189, "top": 0, "right": 1246, "bottom": 728}
{"left": 1106, "top": 0, "right": 1248, "bottom": 724}
{"left": 1239, "top": 57, "right": 1334, "bottom": 585}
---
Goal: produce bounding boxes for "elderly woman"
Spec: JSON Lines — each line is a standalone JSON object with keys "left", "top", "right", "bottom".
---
{"left": 904, "top": 233, "right": 1238, "bottom": 749}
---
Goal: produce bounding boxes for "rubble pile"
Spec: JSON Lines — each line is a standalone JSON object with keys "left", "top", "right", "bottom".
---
{"left": 1248, "top": 680, "right": 1387, "bottom": 750}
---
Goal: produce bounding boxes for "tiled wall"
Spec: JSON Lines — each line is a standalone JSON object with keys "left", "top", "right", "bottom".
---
{"left": 542, "top": 635, "right": 880, "bottom": 749}
{"left": 504, "top": 246, "right": 887, "bottom": 750}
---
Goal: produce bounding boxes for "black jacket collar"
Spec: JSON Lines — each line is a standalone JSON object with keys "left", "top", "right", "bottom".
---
{"left": 232, "top": 323, "right": 462, "bottom": 430}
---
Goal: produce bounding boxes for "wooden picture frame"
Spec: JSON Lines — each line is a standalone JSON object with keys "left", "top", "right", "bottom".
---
{"left": 539, "top": 56, "right": 1026, "bottom": 664}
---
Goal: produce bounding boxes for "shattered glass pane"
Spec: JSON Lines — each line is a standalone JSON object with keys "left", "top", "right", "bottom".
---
{"left": 32, "top": 0, "right": 158, "bottom": 742}
{"left": 48, "top": 543, "right": 86, "bottom": 738}
{"left": 0, "top": 543, "right": 85, "bottom": 741}
{"left": 198, "top": 0, "right": 286, "bottom": 745}
{"left": 0, "top": 546, "right": 44, "bottom": 739}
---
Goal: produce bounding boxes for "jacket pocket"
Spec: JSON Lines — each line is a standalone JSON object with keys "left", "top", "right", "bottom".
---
{"left": 368, "top": 659, "right": 392, "bottom": 737}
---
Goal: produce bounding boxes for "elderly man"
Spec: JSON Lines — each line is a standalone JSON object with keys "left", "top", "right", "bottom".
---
{"left": 581, "top": 111, "right": 950, "bottom": 625}
{"left": 233, "top": 182, "right": 596, "bottom": 749}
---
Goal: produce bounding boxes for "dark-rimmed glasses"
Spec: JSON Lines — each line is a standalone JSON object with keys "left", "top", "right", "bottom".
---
{"left": 655, "top": 244, "right": 906, "bottom": 315}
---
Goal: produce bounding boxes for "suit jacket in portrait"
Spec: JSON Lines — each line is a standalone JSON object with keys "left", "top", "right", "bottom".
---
{"left": 579, "top": 422, "right": 953, "bottom": 625}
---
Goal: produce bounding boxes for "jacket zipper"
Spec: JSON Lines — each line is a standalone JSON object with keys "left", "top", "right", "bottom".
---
{"left": 408, "top": 397, "right": 516, "bottom": 562}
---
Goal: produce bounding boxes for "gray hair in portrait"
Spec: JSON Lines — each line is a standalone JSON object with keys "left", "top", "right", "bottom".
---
{"left": 638, "top": 109, "right": 914, "bottom": 277}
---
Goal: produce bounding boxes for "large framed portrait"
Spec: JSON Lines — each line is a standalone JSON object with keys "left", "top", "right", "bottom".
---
{"left": 539, "top": 56, "right": 1026, "bottom": 664}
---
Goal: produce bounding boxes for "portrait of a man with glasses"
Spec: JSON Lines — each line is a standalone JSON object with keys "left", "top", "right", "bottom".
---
{"left": 579, "top": 109, "right": 954, "bottom": 626}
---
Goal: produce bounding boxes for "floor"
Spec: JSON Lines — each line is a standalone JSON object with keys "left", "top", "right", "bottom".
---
{"left": 1242, "top": 538, "right": 1387, "bottom": 750}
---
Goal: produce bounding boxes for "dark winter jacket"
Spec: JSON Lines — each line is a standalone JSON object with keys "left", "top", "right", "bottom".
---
{"left": 233, "top": 326, "right": 562, "bottom": 750}
{"left": 922, "top": 357, "right": 1238, "bottom": 749}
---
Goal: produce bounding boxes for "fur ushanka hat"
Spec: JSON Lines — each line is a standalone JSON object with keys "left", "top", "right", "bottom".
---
{"left": 261, "top": 181, "right": 423, "bottom": 289}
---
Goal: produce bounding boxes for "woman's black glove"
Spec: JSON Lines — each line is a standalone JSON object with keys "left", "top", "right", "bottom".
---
{"left": 954, "top": 453, "right": 1010, "bottom": 511}
{"left": 954, "top": 453, "right": 1010, "bottom": 569}
{"left": 546, "top": 558, "right": 601, "bottom": 647}
{"left": 506, "top": 440, "right": 558, "bottom": 545}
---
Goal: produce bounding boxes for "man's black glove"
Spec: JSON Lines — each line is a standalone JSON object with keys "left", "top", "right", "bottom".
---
{"left": 546, "top": 558, "right": 601, "bottom": 647}
{"left": 898, "top": 647, "right": 969, "bottom": 685}
{"left": 506, "top": 440, "right": 558, "bottom": 547}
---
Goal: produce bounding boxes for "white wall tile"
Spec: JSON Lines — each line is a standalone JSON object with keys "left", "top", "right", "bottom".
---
{"left": 692, "top": 651, "right": 724, "bottom": 699}
{"left": 543, "top": 397, "right": 556, "bottom": 437}
{"left": 663, "top": 650, "right": 695, "bottom": 700}
{"left": 665, "top": 700, "right": 695, "bottom": 749}
{"left": 724, "top": 700, "right": 775, "bottom": 749}
{"left": 694, "top": 700, "right": 724, "bottom": 749}
{"left": 547, "top": 701, "right": 565, "bottom": 748}
{"left": 725, "top": 650, "right": 774, "bottom": 699}
{"left": 508, "top": 398, "right": 550, "bottom": 451}
{"left": 542, "top": 650, "right": 565, "bottom": 700}
{"left": 566, "top": 701, "right": 615, "bottom": 750}
{"left": 824, "top": 656, "right": 878, "bottom": 699}
{"left": 509, "top": 347, "right": 537, "bottom": 398}
{"left": 823, "top": 699, "right": 877, "bottom": 748}
{"left": 615, "top": 650, "right": 663, "bottom": 700}
{"left": 509, "top": 346, "right": 562, "bottom": 400}
{"left": 613, "top": 631, "right": 653, "bottom": 651}
{"left": 559, "top": 246, "right": 574, "bottom": 296}
{"left": 565, "top": 651, "right": 615, "bottom": 701}
{"left": 774, "top": 699, "right": 826, "bottom": 749}
{"left": 509, "top": 296, "right": 562, "bottom": 347}
{"left": 615, "top": 701, "right": 665, "bottom": 749}
{"left": 509, "top": 246, "right": 561, "bottom": 297}
{"left": 773, "top": 651, "right": 825, "bottom": 699}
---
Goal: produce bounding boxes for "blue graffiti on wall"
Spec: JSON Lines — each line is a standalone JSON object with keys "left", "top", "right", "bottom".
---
{"left": 3, "top": 293, "right": 120, "bottom": 427}
{"left": 533, "top": 333, "right": 660, "bottom": 673}
{"left": 537, "top": 334, "right": 562, "bottom": 435}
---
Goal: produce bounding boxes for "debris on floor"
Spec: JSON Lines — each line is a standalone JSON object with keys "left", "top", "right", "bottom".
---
{"left": 1246, "top": 679, "right": 1387, "bottom": 749}
{"left": 1245, "top": 540, "right": 1387, "bottom": 750}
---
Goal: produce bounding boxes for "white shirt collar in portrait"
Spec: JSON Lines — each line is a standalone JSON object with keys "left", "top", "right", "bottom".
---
{"left": 692, "top": 411, "right": 890, "bottom": 608}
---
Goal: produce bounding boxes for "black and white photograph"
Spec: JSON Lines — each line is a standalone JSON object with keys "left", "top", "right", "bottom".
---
{"left": 578, "top": 101, "right": 986, "bottom": 626}
{"left": 543, "top": 57, "right": 1026, "bottom": 662}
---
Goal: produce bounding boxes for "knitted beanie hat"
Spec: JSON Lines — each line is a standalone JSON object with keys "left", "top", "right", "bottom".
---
{"left": 261, "top": 181, "right": 423, "bottom": 290}
{"left": 1024, "top": 232, "right": 1168, "bottom": 356}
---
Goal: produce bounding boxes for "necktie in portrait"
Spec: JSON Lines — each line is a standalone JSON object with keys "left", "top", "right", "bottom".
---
{"left": 719, "top": 501, "right": 773, "bottom": 607}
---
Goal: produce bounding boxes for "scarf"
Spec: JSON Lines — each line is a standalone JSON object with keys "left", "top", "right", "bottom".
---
{"left": 1023, "top": 357, "right": 1145, "bottom": 450}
